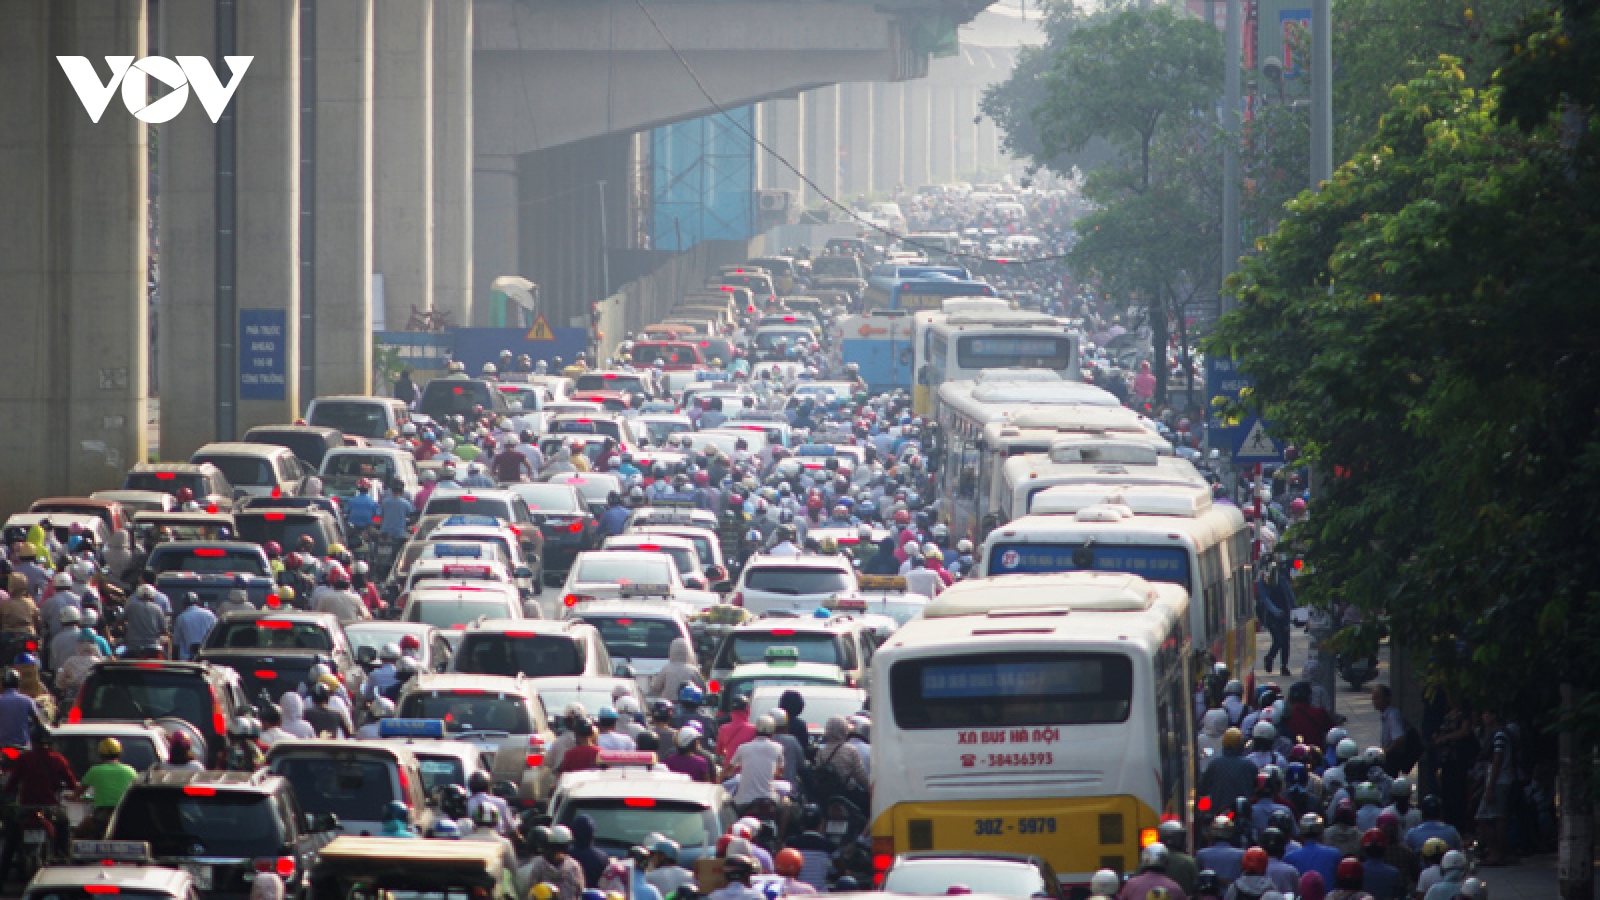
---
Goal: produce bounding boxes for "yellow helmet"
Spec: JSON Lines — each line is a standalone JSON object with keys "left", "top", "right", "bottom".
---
{"left": 819, "top": 536, "right": 838, "bottom": 553}
{"left": 530, "top": 884, "right": 558, "bottom": 900}
{"left": 327, "top": 543, "right": 347, "bottom": 557}
{"left": 99, "top": 737, "right": 122, "bottom": 757}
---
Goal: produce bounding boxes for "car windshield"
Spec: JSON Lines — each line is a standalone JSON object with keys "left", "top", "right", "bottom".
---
{"left": 754, "top": 330, "right": 811, "bottom": 350}
{"left": 323, "top": 453, "right": 398, "bottom": 481}
{"left": 149, "top": 548, "right": 266, "bottom": 575}
{"left": 111, "top": 789, "right": 285, "bottom": 857}
{"left": 743, "top": 566, "right": 852, "bottom": 595}
{"left": 191, "top": 454, "right": 276, "bottom": 488}
{"left": 577, "top": 615, "right": 682, "bottom": 660}
{"left": 273, "top": 755, "right": 396, "bottom": 822}
{"left": 574, "top": 374, "right": 646, "bottom": 393}
{"left": 631, "top": 345, "right": 699, "bottom": 367}
{"left": 514, "top": 485, "right": 585, "bottom": 515}
{"left": 563, "top": 800, "right": 709, "bottom": 850}
{"left": 406, "top": 599, "right": 514, "bottom": 629}
{"left": 724, "top": 632, "right": 843, "bottom": 667}
{"left": 573, "top": 556, "right": 673, "bottom": 585}
{"left": 883, "top": 861, "right": 1047, "bottom": 899}
{"left": 399, "top": 693, "right": 533, "bottom": 734}
{"left": 56, "top": 734, "right": 161, "bottom": 777}
{"left": 415, "top": 755, "right": 467, "bottom": 793}
{"left": 81, "top": 671, "right": 214, "bottom": 726}
{"left": 310, "top": 401, "right": 390, "bottom": 439}
{"left": 455, "top": 634, "right": 584, "bottom": 677}
{"left": 204, "top": 619, "right": 334, "bottom": 651}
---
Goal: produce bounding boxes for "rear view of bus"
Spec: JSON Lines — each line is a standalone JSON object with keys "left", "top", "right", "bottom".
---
{"left": 868, "top": 574, "right": 1194, "bottom": 891}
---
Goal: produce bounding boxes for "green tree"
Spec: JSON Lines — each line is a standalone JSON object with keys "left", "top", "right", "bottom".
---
{"left": 1209, "top": 58, "right": 1600, "bottom": 751}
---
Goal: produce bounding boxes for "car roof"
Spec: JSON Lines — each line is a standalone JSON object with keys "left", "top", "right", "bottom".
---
{"left": 743, "top": 554, "right": 855, "bottom": 570}
{"left": 570, "top": 602, "right": 688, "bottom": 621}
{"left": 603, "top": 534, "right": 696, "bottom": 550}
{"left": 345, "top": 621, "right": 437, "bottom": 638}
{"left": 563, "top": 775, "right": 727, "bottom": 806}
{"left": 734, "top": 616, "right": 859, "bottom": 633}
{"left": 461, "top": 618, "right": 592, "bottom": 636}
{"left": 407, "top": 584, "right": 519, "bottom": 601}
{"left": 894, "top": 851, "right": 1045, "bottom": 864}
{"left": 727, "top": 661, "right": 848, "bottom": 680}
{"left": 406, "top": 673, "right": 537, "bottom": 696}
{"left": 266, "top": 738, "right": 420, "bottom": 764}
{"left": 217, "top": 609, "right": 340, "bottom": 626}
{"left": 129, "top": 462, "right": 218, "bottom": 474}
{"left": 52, "top": 723, "right": 170, "bottom": 739}
{"left": 410, "top": 558, "right": 512, "bottom": 575}
{"left": 27, "top": 864, "right": 194, "bottom": 893}
{"left": 193, "top": 442, "right": 297, "bottom": 457}
{"left": 574, "top": 550, "right": 678, "bottom": 567}
{"left": 132, "top": 768, "right": 287, "bottom": 791}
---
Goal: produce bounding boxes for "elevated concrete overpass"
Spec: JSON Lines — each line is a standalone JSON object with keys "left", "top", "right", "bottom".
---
{"left": 0, "top": 0, "right": 1000, "bottom": 514}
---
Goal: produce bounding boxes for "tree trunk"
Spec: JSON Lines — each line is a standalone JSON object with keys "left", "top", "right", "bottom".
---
{"left": 1558, "top": 682, "right": 1593, "bottom": 900}
{"left": 1151, "top": 286, "right": 1169, "bottom": 407}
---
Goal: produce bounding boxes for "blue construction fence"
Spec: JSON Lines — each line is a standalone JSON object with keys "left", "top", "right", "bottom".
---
{"left": 376, "top": 327, "right": 591, "bottom": 379}
{"left": 652, "top": 107, "right": 755, "bottom": 252}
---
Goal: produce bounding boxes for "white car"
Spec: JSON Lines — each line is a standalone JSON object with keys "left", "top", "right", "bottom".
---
{"left": 633, "top": 413, "right": 695, "bottom": 447}
{"left": 558, "top": 550, "right": 716, "bottom": 618}
{"left": 601, "top": 533, "right": 711, "bottom": 591}
{"left": 568, "top": 603, "right": 696, "bottom": 681}
{"left": 732, "top": 553, "right": 860, "bottom": 616}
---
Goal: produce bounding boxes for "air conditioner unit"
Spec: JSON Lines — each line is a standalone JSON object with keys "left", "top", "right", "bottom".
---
{"left": 756, "top": 190, "right": 791, "bottom": 212}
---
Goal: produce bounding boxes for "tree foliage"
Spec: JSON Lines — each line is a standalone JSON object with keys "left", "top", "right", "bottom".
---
{"left": 1208, "top": 57, "right": 1600, "bottom": 730}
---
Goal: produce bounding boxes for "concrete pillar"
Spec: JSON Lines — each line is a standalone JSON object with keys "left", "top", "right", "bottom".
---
{"left": 843, "top": 83, "right": 874, "bottom": 196}
{"left": 374, "top": 0, "right": 433, "bottom": 330}
{"left": 0, "top": 0, "right": 148, "bottom": 512}
{"left": 159, "top": 0, "right": 218, "bottom": 457}
{"left": 772, "top": 94, "right": 804, "bottom": 206}
{"left": 979, "top": 109, "right": 999, "bottom": 172}
{"left": 929, "top": 85, "right": 954, "bottom": 183}
{"left": 956, "top": 87, "right": 979, "bottom": 176}
{"left": 474, "top": 154, "right": 519, "bottom": 312}
{"left": 235, "top": 0, "right": 302, "bottom": 431}
{"left": 314, "top": 0, "right": 375, "bottom": 397}
{"left": 432, "top": 0, "right": 472, "bottom": 325}
{"left": 873, "top": 82, "right": 903, "bottom": 195}
{"left": 804, "top": 85, "right": 840, "bottom": 204}
{"left": 904, "top": 81, "right": 931, "bottom": 190}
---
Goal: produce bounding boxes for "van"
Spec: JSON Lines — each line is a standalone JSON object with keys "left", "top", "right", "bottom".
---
{"left": 243, "top": 424, "right": 346, "bottom": 469}
{"left": 305, "top": 395, "right": 414, "bottom": 443}
{"left": 190, "top": 442, "right": 314, "bottom": 500}
{"left": 418, "top": 378, "right": 514, "bottom": 421}
{"left": 268, "top": 740, "right": 432, "bottom": 836}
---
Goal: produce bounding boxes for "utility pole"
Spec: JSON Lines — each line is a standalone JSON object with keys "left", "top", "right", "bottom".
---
{"left": 1311, "top": 0, "right": 1332, "bottom": 187}
{"left": 1220, "top": 0, "right": 1241, "bottom": 315}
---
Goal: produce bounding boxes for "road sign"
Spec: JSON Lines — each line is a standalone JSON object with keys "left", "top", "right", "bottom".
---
{"left": 239, "top": 309, "right": 287, "bottom": 401}
{"left": 1233, "top": 416, "right": 1285, "bottom": 463}
{"left": 525, "top": 313, "right": 555, "bottom": 341}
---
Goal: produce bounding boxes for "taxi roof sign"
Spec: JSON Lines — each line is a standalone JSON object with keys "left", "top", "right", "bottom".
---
{"left": 432, "top": 543, "right": 485, "bottom": 558}
{"left": 72, "top": 841, "right": 151, "bottom": 863}
{"left": 379, "top": 718, "right": 448, "bottom": 739}
{"left": 765, "top": 645, "right": 800, "bottom": 665}
{"left": 442, "top": 514, "right": 501, "bottom": 528}
{"left": 596, "top": 750, "right": 659, "bottom": 768}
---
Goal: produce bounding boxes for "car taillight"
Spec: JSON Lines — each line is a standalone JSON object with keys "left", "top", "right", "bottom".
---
{"left": 707, "top": 679, "right": 720, "bottom": 694}
{"left": 527, "top": 735, "right": 546, "bottom": 767}
{"left": 255, "top": 670, "right": 277, "bottom": 680}
{"left": 83, "top": 886, "right": 120, "bottom": 895}
{"left": 184, "top": 786, "right": 217, "bottom": 797}
{"left": 623, "top": 797, "right": 656, "bottom": 808}
{"left": 1140, "top": 827, "right": 1160, "bottom": 848}
{"left": 872, "top": 835, "right": 894, "bottom": 886}
{"left": 568, "top": 521, "right": 584, "bottom": 533}
{"left": 256, "top": 857, "right": 296, "bottom": 879}
{"left": 398, "top": 766, "right": 412, "bottom": 802}
{"left": 211, "top": 684, "right": 227, "bottom": 736}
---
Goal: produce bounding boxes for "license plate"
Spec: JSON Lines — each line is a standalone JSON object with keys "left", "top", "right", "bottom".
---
{"left": 22, "top": 830, "right": 46, "bottom": 844}
{"left": 182, "top": 865, "right": 213, "bottom": 890}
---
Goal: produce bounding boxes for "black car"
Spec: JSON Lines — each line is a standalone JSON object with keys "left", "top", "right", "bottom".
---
{"left": 196, "top": 610, "right": 364, "bottom": 709}
{"left": 417, "top": 378, "right": 514, "bottom": 421}
{"left": 69, "top": 660, "right": 251, "bottom": 768}
{"left": 507, "top": 482, "right": 597, "bottom": 585}
{"left": 233, "top": 506, "right": 348, "bottom": 557}
{"left": 107, "top": 769, "right": 340, "bottom": 900}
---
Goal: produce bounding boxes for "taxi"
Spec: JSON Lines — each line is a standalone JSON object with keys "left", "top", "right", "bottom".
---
{"left": 24, "top": 843, "right": 195, "bottom": 900}
{"left": 623, "top": 524, "right": 731, "bottom": 588}
{"left": 600, "top": 533, "right": 712, "bottom": 591}
{"left": 395, "top": 675, "right": 557, "bottom": 806}
{"left": 706, "top": 611, "right": 877, "bottom": 690}
{"left": 308, "top": 836, "right": 517, "bottom": 900}
{"left": 370, "top": 718, "right": 492, "bottom": 796}
{"left": 558, "top": 550, "right": 717, "bottom": 618}
{"left": 715, "top": 647, "right": 849, "bottom": 712}
{"left": 550, "top": 769, "right": 736, "bottom": 864}
{"left": 569, "top": 602, "right": 696, "bottom": 681}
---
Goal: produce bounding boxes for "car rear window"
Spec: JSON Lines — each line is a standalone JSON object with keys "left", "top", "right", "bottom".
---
{"left": 322, "top": 453, "right": 400, "bottom": 481}
{"left": 234, "top": 514, "right": 331, "bottom": 554}
{"left": 883, "top": 860, "right": 1047, "bottom": 899}
{"left": 273, "top": 755, "right": 396, "bottom": 822}
{"left": 743, "top": 566, "right": 852, "bottom": 595}
{"left": 720, "top": 632, "right": 850, "bottom": 669}
{"left": 204, "top": 619, "right": 333, "bottom": 651}
{"left": 192, "top": 454, "right": 277, "bottom": 488}
{"left": 149, "top": 547, "right": 267, "bottom": 575}
{"left": 631, "top": 344, "right": 701, "bottom": 367}
{"left": 421, "top": 381, "right": 494, "bottom": 418}
{"left": 515, "top": 484, "right": 585, "bottom": 515}
{"left": 81, "top": 670, "right": 213, "bottom": 726}
{"left": 56, "top": 735, "right": 161, "bottom": 776}
{"left": 562, "top": 799, "right": 709, "bottom": 851}
{"left": 123, "top": 473, "right": 210, "bottom": 496}
{"left": 406, "top": 598, "right": 515, "bottom": 629}
{"left": 399, "top": 692, "right": 533, "bottom": 733}
{"left": 573, "top": 556, "right": 673, "bottom": 585}
{"left": 574, "top": 374, "right": 647, "bottom": 394}
{"left": 455, "top": 633, "right": 584, "bottom": 677}
{"left": 577, "top": 615, "right": 682, "bottom": 660}
{"left": 310, "top": 401, "right": 391, "bottom": 439}
{"left": 423, "top": 495, "right": 514, "bottom": 521}
{"left": 111, "top": 789, "right": 284, "bottom": 857}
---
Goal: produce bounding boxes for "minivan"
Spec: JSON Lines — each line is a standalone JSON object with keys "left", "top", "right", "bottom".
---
{"left": 190, "top": 442, "right": 313, "bottom": 499}
{"left": 305, "top": 395, "right": 414, "bottom": 443}
{"left": 418, "top": 378, "right": 514, "bottom": 421}
{"left": 243, "top": 425, "right": 346, "bottom": 469}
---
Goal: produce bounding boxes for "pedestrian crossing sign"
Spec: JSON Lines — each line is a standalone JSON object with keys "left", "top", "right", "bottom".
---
{"left": 525, "top": 313, "right": 555, "bottom": 342}
{"left": 1233, "top": 416, "right": 1284, "bottom": 463}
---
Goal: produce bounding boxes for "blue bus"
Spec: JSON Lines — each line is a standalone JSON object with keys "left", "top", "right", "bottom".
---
{"left": 864, "top": 265, "right": 971, "bottom": 310}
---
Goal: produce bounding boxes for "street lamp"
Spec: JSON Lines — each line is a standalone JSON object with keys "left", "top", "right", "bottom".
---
{"left": 1262, "top": 56, "right": 1286, "bottom": 106}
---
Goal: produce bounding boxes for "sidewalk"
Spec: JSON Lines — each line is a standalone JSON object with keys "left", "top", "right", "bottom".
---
{"left": 1281, "top": 627, "right": 1571, "bottom": 899}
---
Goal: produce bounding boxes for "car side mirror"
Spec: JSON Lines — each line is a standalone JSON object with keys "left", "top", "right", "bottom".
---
{"left": 313, "top": 812, "right": 340, "bottom": 833}
{"left": 516, "top": 566, "right": 535, "bottom": 579}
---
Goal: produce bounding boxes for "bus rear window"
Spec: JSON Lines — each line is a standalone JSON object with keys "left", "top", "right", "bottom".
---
{"left": 889, "top": 652, "right": 1132, "bottom": 729}
{"left": 957, "top": 336, "right": 1073, "bottom": 370}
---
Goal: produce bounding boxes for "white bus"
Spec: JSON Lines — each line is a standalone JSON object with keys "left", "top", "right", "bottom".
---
{"left": 975, "top": 412, "right": 1172, "bottom": 522}
{"left": 995, "top": 441, "right": 1209, "bottom": 527}
{"left": 916, "top": 313, "right": 1080, "bottom": 417}
{"left": 978, "top": 482, "right": 1254, "bottom": 684}
{"left": 869, "top": 572, "right": 1194, "bottom": 890}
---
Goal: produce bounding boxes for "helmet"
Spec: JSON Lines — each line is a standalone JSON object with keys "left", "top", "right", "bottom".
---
{"left": 1354, "top": 781, "right": 1382, "bottom": 806}
{"left": 1195, "top": 871, "right": 1220, "bottom": 896}
{"left": 468, "top": 771, "right": 491, "bottom": 794}
{"left": 675, "top": 727, "right": 700, "bottom": 749}
{"left": 1421, "top": 837, "right": 1449, "bottom": 860}
{"left": 1139, "top": 843, "right": 1168, "bottom": 872}
{"left": 1252, "top": 721, "right": 1277, "bottom": 742}
{"left": 1459, "top": 877, "right": 1489, "bottom": 900}
{"left": 1157, "top": 819, "right": 1186, "bottom": 850}
{"left": 775, "top": 849, "right": 803, "bottom": 877}
{"left": 1361, "top": 827, "right": 1387, "bottom": 852}
{"left": 400, "top": 634, "right": 421, "bottom": 652}
{"left": 1222, "top": 727, "right": 1245, "bottom": 752}
{"left": 1335, "top": 857, "right": 1364, "bottom": 889}
{"left": 597, "top": 706, "right": 618, "bottom": 723}
{"left": 1268, "top": 808, "right": 1296, "bottom": 836}
{"left": 15, "top": 653, "right": 37, "bottom": 668}
{"left": 1420, "top": 794, "right": 1444, "bottom": 819}
{"left": 1332, "top": 798, "right": 1357, "bottom": 825}
{"left": 433, "top": 820, "right": 462, "bottom": 839}
{"left": 1289, "top": 743, "right": 1312, "bottom": 763}
{"left": 59, "top": 606, "right": 81, "bottom": 625}
{"left": 755, "top": 715, "right": 777, "bottom": 735}
{"left": 1259, "top": 826, "right": 1287, "bottom": 856}
{"left": 384, "top": 801, "right": 409, "bottom": 824}
{"left": 1363, "top": 745, "right": 1385, "bottom": 766}
{"left": 99, "top": 737, "right": 122, "bottom": 757}
{"left": 547, "top": 825, "right": 574, "bottom": 847}
{"left": 1209, "top": 816, "right": 1235, "bottom": 841}
{"left": 229, "top": 716, "right": 262, "bottom": 738}
{"left": 53, "top": 572, "right": 73, "bottom": 588}
{"left": 481, "top": 363, "right": 498, "bottom": 376}
{"left": 1, "top": 669, "right": 18, "bottom": 690}
{"left": 370, "top": 697, "right": 396, "bottom": 719}
{"left": 1441, "top": 850, "right": 1468, "bottom": 875}
{"left": 1391, "top": 775, "right": 1413, "bottom": 801}
{"left": 264, "top": 541, "right": 282, "bottom": 557}
{"left": 722, "top": 855, "right": 756, "bottom": 879}
{"left": 1336, "top": 738, "right": 1359, "bottom": 761}
{"left": 380, "top": 643, "right": 402, "bottom": 663}
{"left": 1299, "top": 813, "right": 1323, "bottom": 837}
{"left": 530, "top": 886, "right": 557, "bottom": 900}
{"left": 1241, "top": 847, "right": 1268, "bottom": 876}
{"left": 652, "top": 838, "right": 681, "bottom": 862}
{"left": 1224, "top": 678, "right": 1243, "bottom": 696}
{"left": 439, "top": 783, "right": 469, "bottom": 819}
{"left": 1088, "top": 870, "right": 1120, "bottom": 897}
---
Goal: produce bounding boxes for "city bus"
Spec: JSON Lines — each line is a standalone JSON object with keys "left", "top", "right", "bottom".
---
{"left": 918, "top": 313, "right": 1079, "bottom": 416}
{"left": 978, "top": 481, "right": 1253, "bottom": 684}
{"left": 879, "top": 278, "right": 998, "bottom": 315}
{"left": 869, "top": 572, "right": 1194, "bottom": 891}
{"left": 864, "top": 265, "right": 970, "bottom": 311}
{"left": 994, "top": 441, "right": 1209, "bottom": 528}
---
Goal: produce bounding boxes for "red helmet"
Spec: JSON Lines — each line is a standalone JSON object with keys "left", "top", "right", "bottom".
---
{"left": 1333, "top": 798, "right": 1356, "bottom": 825}
{"left": 894, "top": 509, "right": 911, "bottom": 525}
{"left": 1335, "top": 858, "right": 1365, "bottom": 889}
{"left": 1361, "top": 828, "right": 1388, "bottom": 852}
{"left": 1289, "top": 743, "right": 1312, "bottom": 763}
{"left": 775, "top": 848, "right": 803, "bottom": 877}
{"left": 807, "top": 494, "right": 824, "bottom": 512}
{"left": 694, "top": 472, "right": 710, "bottom": 486}
{"left": 400, "top": 634, "right": 421, "bottom": 652}
{"left": 264, "top": 541, "right": 282, "bottom": 558}
{"left": 357, "top": 478, "right": 371, "bottom": 490}
{"left": 176, "top": 487, "right": 195, "bottom": 503}
{"left": 1241, "top": 847, "right": 1268, "bottom": 876}
{"left": 284, "top": 553, "right": 302, "bottom": 571}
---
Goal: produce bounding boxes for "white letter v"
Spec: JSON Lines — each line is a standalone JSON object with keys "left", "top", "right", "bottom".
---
{"left": 57, "top": 56, "right": 134, "bottom": 123}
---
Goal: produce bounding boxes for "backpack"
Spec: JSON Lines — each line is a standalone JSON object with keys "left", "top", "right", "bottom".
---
{"left": 800, "top": 744, "right": 868, "bottom": 811}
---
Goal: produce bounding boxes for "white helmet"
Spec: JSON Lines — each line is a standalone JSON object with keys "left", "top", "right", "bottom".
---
{"left": 1336, "top": 738, "right": 1360, "bottom": 761}
{"left": 1252, "top": 721, "right": 1277, "bottom": 742}
{"left": 59, "top": 606, "right": 81, "bottom": 625}
{"left": 505, "top": 433, "right": 520, "bottom": 446}
{"left": 371, "top": 697, "right": 397, "bottom": 718}
{"left": 1089, "top": 870, "right": 1120, "bottom": 898}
